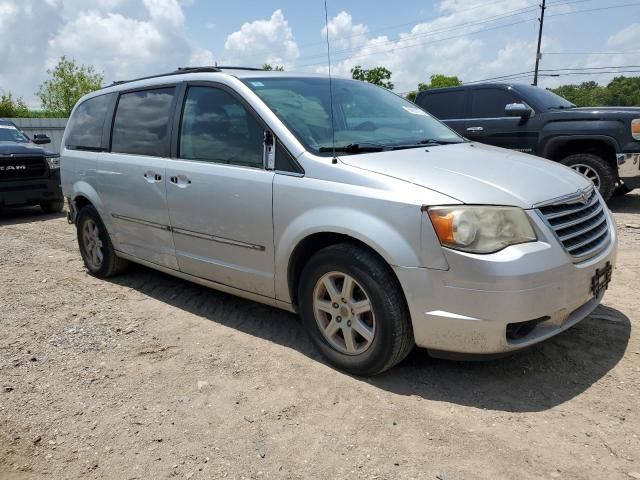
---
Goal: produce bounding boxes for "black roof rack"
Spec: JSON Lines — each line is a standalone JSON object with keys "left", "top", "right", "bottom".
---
{"left": 107, "top": 65, "right": 267, "bottom": 88}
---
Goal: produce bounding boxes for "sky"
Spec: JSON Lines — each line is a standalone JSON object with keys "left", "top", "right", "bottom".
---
{"left": 1, "top": 0, "right": 639, "bottom": 107}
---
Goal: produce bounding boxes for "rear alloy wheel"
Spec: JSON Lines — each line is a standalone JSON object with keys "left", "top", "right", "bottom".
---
{"left": 561, "top": 153, "right": 616, "bottom": 201}
{"left": 298, "top": 243, "right": 414, "bottom": 376}
{"left": 76, "top": 205, "right": 128, "bottom": 277}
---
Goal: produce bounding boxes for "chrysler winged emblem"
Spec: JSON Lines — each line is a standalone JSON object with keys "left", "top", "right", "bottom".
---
{"left": 580, "top": 189, "right": 591, "bottom": 204}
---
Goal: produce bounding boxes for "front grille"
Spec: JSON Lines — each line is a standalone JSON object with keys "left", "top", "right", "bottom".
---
{"left": 537, "top": 188, "right": 610, "bottom": 261}
{"left": 0, "top": 156, "right": 47, "bottom": 181}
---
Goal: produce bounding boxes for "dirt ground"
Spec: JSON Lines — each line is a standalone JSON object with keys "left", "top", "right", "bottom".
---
{"left": 0, "top": 193, "right": 638, "bottom": 480}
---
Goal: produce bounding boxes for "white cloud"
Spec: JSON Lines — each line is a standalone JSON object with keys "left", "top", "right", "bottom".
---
{"left": 223, "top": 9, "right": 299, "bottom": 66}
{"left": 0, "top": 0, "right": 214, "bottom": 107}
{"left": 322, "top": 11, "right": 369, "bottom": 50}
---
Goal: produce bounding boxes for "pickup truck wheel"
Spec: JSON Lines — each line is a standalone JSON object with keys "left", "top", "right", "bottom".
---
{"left": 40, "top": 200, "right": 64, "bottom": 213}
{"left": 76, "top": 205, "right": 128, "bottom": 277}
{"left": 561, "top": 153, "right": 615, "bottom": 200}
{"left": 298, "top": 243, "right": 414, "bottom": 376}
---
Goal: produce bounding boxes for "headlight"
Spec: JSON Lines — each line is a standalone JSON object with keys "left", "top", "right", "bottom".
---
{"left": 632, "top": 118, "right": 640, "bottom": 141}
{"left": 427, "top": 206, "right": 537, "bottom": 253}
{"left": 46, "top": 154, "right": 60, "bottom": 170}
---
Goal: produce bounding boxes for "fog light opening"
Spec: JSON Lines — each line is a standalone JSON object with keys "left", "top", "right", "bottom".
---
{"left": 506, "top": 316, "right": 550, "bottom": 341}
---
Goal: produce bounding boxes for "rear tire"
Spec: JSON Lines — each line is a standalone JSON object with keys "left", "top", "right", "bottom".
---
{"left": 298, "top": 243, "right": 414, "bottom": 376}
{"left": 76, "top": 205, "right": 128, "bottom": 277}
{"left": 40, "top": 200, "right": 64, "bottom": 213}
{"left": 560, "top": 153, "right": 616, "bottom": 201}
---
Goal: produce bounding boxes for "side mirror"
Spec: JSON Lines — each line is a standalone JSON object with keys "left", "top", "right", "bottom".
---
{"left": 32, "top": 134, "right": 51, "bottom": 145}
{"left": 505, "top": 103, "right": 532, "bottom": 119}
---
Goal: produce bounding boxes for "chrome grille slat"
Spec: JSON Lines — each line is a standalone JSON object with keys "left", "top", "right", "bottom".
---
{"left": 565, "top": 222, "right": 609, "bottom": 252}
{"left": 542, "top": 193, "right": 600, "bottom": 220}
{"left": 559, "top": 217, "right": 607, "bottom": 242}
{"left": 537, "top": 188, "right": 610, "bottom": 262}
{"left": 551, "top": 203, "right": 603, "bottom": 230}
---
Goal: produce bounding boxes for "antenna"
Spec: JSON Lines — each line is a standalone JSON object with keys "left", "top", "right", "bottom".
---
{"left": 324, "top": 0, "right": 337, "bottom": 162}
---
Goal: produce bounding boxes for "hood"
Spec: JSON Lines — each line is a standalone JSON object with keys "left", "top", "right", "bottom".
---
{"left": 0, "top": 142, "right": 52, "bottom": 156}
{"left": 569, "top": 106, "right": 640, "bottom": 114}
{"left": 340, "top": 142, "right": 591, "bottom": 209}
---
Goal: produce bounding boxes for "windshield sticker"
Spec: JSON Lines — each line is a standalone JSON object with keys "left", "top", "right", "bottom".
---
{"left": 403, "top": 106, "right": 429, "bottom": 116}
{"left": 250, "top": 81, "right": 265, "bottom": 87}
{"left": 0, "top": 125, "right": 18, "bottom": 129}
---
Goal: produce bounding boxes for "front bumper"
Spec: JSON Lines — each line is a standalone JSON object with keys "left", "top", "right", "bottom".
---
{"left": 394, "top": 210, "right": 618, "bottom": 355}
{"left": 617, "top": 153, "right": 640, "bottom": 189}
{"left": 0, "top": 171, "right": 62, "bottom": 208}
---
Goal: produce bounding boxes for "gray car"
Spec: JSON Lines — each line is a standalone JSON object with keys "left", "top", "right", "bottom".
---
{"left": 61, "top": 67, "right": 617, "bottom": 375}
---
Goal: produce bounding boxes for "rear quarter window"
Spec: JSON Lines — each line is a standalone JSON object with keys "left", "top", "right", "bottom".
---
{"left": 416, "top": 90, "right": 466, "bottom": 119}
{"left": 65, "top": 93, "right": 114, "bottom": 150}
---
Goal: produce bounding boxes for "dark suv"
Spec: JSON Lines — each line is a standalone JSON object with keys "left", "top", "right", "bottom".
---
{"left": 0, "top": 119, "right": 63, "bottom": 213}
{"left": 415, "top": 83, "right": 640, "bottom": 200}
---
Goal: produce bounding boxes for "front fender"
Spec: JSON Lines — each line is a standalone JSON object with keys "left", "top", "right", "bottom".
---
{"left": 274, "top": 205, "right": 448, "bottom": 303}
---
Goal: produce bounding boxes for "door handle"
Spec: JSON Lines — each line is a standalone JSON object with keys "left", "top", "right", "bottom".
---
{"left": 170, "top": 175, "right": 191, "bottom": 188}
{"left": 466, "top": 126, "right": 484, "bottom": 132}
{"left": 144, "top": 171, "right": 162, "bottom": 183}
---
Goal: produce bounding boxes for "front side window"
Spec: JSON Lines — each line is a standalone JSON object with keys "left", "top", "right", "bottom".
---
{"left": 417, "top": 90, "right": 466, "bottom": 119}
{"left": 0, "top": 123, "right": 30, "bottom": 143}
{"left": 65, "top": 93, "right": 113, "bottom": 150}
{"left": 242, "top": 77, "right": 463, "bottom": 155}
{"left": 471, "top": 88, "right": 520, "bottom": 118}
{"left": 111, "top": 88, "right": 175, "bottom": 156}
{"left": 179, "top": 86, "right": 264, "bottom": 168}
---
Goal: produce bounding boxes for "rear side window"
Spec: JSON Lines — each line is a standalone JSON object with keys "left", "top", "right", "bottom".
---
{"left": 111, "top": 87, "right": 175, "bottom": 156}
{"left": 417, "top": 90, "right": 466, "bottom": 119}
{"left": 66, "top": 93, "right": 113, "bottom": 150}
{"left": 471, "top": 88, "right": 519, "bottom": 118}
{"left": 179, "top": 86, "right": 264, "bottom": 168}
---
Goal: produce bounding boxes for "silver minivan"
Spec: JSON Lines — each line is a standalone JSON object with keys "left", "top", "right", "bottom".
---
{"left": 61, "top": 67, "right": 617, "bottom": 375}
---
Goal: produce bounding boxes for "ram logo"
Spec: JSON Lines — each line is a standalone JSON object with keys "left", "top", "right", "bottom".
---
{"left": 0, "top": 164, "right": 27, "bottom": 171}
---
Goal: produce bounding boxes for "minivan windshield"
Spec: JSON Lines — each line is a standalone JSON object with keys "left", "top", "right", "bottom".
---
{"left": 243, "top": 77, "right": 465, "bottom": 155}
{"left": 0, "top": 123, "right": 30, "bottom": 143}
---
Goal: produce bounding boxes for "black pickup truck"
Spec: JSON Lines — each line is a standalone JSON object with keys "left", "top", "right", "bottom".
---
{"left": 0, "top": 119, "right": 63, "bottom": 213}
{"left": 415, "top": 83, "right": 640, "bottom": 200}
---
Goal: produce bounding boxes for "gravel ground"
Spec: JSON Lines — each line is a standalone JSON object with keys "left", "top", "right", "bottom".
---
{"left": 1, "top": 193, "right": 639, "bottom": 480}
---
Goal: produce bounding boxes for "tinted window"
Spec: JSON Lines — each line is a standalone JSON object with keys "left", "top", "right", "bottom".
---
{"left": 417, "top": 90, "right": 466, "bottom": 119}
{"left": 66, "top": 93, "right": 113, "bottom": 149}
{"left": 111, "top": 88, "right": 175, "bottom": 156}
{"left": 471, "top": 88, "right": 519, "bottom": 118}
{"left": 179, "top": 86, "right": 264, "bottom": 168}
{"left": 512, "top": 84, "right": 575, "bottom": 110}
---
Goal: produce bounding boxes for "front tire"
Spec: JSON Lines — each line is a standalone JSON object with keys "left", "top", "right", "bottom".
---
{"left": 561, "top": 153, "right": 616, "bottom": 201}
{"left": 76, "top": 205, "right": 128, "bottom": 277}
{"left": 298, "top": 243, "right": 414, "bottom": 376}
{"left": 40, "top": 200, "right": 64, "bottom": 213}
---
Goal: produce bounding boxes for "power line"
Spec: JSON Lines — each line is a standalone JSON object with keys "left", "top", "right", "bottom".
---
{"left": 296, "top": 0, "right": 640, "bottom": 70}
{"left": 544, "top": 50, "right": 640, "bottom": 55}
{"left": 296, "top": 17, "right": 537, "bottom": 68}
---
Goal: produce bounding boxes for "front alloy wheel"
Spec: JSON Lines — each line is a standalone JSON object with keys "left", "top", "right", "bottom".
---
{"left": 313, "top": 271, "right": 376, "bottom": 355}
{"left": 569, "top": 163, "right": 601, "bottom": 190}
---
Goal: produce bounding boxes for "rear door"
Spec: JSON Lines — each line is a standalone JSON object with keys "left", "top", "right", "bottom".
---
{"left": 466, "top": 87, "right": 538, "bottom": 154}
{"left": 415, "top": 89, "right": 468, "bottom": 135}
{"left": 165, "top": 83, "right": 276, "bottom": 298}
{"left": 97, "top": 86, "right": 178, "bottom": 269}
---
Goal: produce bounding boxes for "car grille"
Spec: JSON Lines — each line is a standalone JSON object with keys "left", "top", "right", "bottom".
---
{"left": 537, "top": 187, "right": 610, "bottom": 261}
{"left": 0, "top": 156, "right": 47, "bottom": 181}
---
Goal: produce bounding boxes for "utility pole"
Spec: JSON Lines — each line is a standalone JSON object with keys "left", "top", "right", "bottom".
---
{"left": 533, "top": 0, "right": 546, "bottom": 86}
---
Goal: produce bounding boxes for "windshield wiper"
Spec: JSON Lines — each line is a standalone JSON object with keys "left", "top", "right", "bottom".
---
{"left": 389, "top": 138, "right": 466, "bottom": 150}
{"left": 550, "top": 105, "right": 576, "bottom": 110}
{"left": 318, "top": 143, "right": 389, "bottom": 153}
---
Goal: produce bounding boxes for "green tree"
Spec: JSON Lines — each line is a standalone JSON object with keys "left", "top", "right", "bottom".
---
{"left": 0, "top": 92, "right": 29, "bottom": 117}
{"left": 406, "top": 74, "right": 462, "bottom": 102}
{"left": 350, "top": 65, "right": 394, "bottom": 89}
{"left": 550, "top": 77, "right": 640, "bottom": 107}
{"left": 262, "top": 63, "right": 284, "bottom": 71}
{"left": 37, "top": 56, "right": 103, "bottom": 116}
